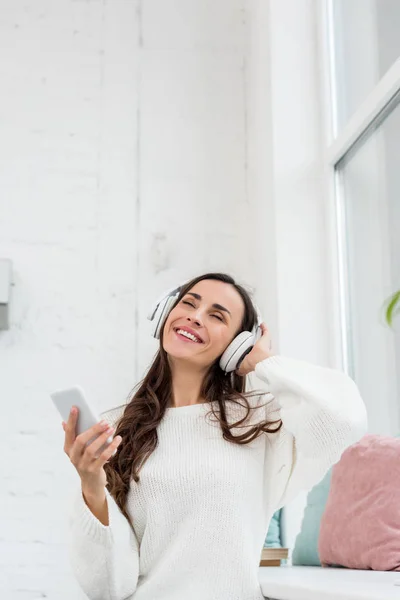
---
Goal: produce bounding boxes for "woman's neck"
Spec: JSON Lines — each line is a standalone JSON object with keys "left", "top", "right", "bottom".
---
{"left": 169, "top": 360, "right": 207, "bottom": 408}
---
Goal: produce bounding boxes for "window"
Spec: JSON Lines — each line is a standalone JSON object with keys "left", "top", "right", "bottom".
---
{"left": 331, "top": 0, "right": 400, "bottom": 129}
{"left": 321, "top": 0, "right": 400, "bottom": 434}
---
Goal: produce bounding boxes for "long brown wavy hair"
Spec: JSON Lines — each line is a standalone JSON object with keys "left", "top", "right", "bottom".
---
{"left": 104, "top": 272, "right": 282, "bottom": 529}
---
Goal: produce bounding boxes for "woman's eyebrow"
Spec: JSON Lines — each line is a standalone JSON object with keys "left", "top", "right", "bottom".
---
{"left": 186, "top": 292, "right": 231, "bottom": 317}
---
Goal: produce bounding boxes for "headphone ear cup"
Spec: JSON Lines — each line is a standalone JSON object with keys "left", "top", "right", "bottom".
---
{"left": 219, "top": 331, "right": 255, "bottom": 373}
{"left": 152, "top": 295, "right": 178, "bottom": 340}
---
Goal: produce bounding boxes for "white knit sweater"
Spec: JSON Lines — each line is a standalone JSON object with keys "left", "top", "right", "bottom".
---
{"left": 67, "top": 355, "right": 368, "bottom": 600}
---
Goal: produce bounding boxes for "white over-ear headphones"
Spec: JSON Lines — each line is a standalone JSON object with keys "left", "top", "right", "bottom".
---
{"left": 147, "top": 281, "right": 263, "bottom": 373}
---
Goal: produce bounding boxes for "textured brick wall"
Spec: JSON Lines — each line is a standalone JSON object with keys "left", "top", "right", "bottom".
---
{"left": 0, "top": 1, "right": 254, "bottom": 597}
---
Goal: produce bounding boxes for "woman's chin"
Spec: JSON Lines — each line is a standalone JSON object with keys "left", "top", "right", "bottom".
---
{"left": 164, "top": 338, "right": 208, "bottom": 362}
{"left": 164, "top": 344, "right": 198, "bottom": 359}
{"left": 166, "top": 331, "right": 202, "bottom": 350}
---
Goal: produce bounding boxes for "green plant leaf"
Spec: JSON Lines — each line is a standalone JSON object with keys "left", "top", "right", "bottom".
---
{"left": 385, "top": 290, "right": 400, "bottom": 326}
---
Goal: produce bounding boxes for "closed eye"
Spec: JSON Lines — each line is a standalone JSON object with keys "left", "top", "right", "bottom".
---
{"left": 182, "top": 300, "right": 224, "bottom": 322}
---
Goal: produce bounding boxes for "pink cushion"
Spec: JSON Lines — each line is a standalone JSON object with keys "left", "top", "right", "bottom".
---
{"left": 318, "top": 434, "right": 400, "bottom": 571}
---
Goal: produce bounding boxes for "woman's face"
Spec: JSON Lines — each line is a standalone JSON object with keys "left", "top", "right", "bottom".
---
{"left": 162, "top": 279, "right": 246, "bottom": 369}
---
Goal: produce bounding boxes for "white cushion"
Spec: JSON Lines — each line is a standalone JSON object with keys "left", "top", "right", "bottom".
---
{"left": 258, "top": 565, "right": 400, "bottom": 600}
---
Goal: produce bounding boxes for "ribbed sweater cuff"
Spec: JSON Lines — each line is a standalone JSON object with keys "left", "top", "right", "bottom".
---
{"left": 254, "top": 355, "right": 286, "bottom": 381}
{"left": 72, "top": 485, "right": 114, "bottom": 546}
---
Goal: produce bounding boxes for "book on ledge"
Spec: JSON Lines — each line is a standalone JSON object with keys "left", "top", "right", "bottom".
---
{"left": 259, "top": 547, "right": 289, "bottom": 567}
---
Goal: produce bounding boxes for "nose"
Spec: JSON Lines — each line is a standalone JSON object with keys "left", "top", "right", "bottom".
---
{"left": 187, "top": 315, "right": 202, "bottom": 326}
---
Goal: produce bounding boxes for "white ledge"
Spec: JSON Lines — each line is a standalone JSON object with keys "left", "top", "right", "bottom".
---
{"left": 258, "top": 565, "right": 400, "bottom": 600}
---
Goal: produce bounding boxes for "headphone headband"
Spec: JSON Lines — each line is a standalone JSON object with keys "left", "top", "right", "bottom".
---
{"left": 147, "top": 284, "right": 182, "bottom": 321}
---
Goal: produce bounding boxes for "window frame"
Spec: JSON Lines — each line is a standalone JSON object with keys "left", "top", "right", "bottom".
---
{"left": 318, "top": 0, "right": 400, "bottom": 375}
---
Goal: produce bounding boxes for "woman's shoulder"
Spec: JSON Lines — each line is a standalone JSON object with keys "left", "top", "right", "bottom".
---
{"left": 99, "top": 403, "right": 127, "bottom": 428}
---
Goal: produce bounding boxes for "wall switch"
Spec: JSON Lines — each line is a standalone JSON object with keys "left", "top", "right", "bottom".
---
{"left": 0, "top": 258, "right": 12, "bottom": 330}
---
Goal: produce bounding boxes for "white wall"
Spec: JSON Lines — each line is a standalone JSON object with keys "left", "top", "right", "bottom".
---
{"left": 0, "top": 1, "right": 256, "bottom": 597}
{"left": 0, "top": 0, "right": 335, "bottom": 595}
{"left": 267, "top": 0, "right": 329, "bottom": 367}
{"left": 0, "top": 3, "right": 140, "bottom": 597}
{"left": 263, "top": 0, "right": 329, "bottom": 559}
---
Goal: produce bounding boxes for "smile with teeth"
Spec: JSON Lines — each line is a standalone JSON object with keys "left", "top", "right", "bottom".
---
{"left": 175, "top": 329, "right": 203, "bottom": 343}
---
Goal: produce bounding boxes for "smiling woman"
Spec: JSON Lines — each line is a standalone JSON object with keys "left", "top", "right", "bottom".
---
{"left": 97, "top": 273, "right": 275, "bottom": 518}
{"left": 67, "top": 271, "right": 368, "bottom": 600}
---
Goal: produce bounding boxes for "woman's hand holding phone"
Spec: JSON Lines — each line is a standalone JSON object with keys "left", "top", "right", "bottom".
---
{"left": 62, "top": 406, "right": 122, "bottom": 498}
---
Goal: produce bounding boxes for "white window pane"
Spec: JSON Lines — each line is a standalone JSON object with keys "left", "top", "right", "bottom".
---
{"left": 336, "top": 100, "right": 400, "bottom": 434}
{"left": 333, "top": 0, "right": 400, "bottom": 129}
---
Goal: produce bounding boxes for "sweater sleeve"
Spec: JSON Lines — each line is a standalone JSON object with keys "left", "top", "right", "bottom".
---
{"left": 255, "top": 355, "right": 368, "bottom": 511}
{"left": 68, "top": 484, "right": 140, "bottom": 600}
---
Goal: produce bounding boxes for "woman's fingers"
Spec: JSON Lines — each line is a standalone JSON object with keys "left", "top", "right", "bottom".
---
{"left": 63, "top": 405, "right": 114, "bottom": 462}
{"left": 80, "top": 426, "right": 115, "bottom": 463}
{"left": 94, "top": 435, "right": 122, "bottom": 468}
{"left": 69, "top": 420, "right": 113, "bottom": 464}
{"left": 260, "top": 322, "right": 272, "bottom": 346}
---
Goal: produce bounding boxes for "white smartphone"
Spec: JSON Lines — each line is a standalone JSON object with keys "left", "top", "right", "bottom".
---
{"left": 51, "top": 385, "right": 114, "bottom": 449}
